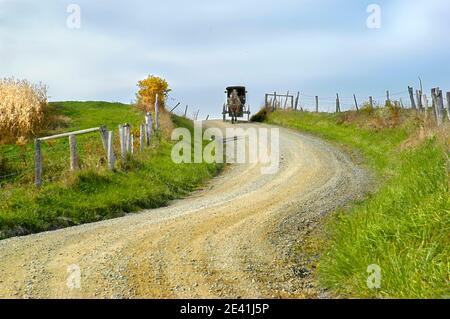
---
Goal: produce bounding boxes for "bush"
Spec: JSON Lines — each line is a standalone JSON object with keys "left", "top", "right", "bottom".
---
{"left": 0, "top": 78, "right": 48, "bottom": 143}
{"left": 135, "top": 75, "right": 171, "bottom": 113}
{"left": 337, "top": 100, "right": 414, "bottom": 130}
{"left": 250, "top": 107, "right": 270, "bottom": 122}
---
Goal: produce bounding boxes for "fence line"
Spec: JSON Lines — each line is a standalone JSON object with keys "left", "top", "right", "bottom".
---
{"left": 32, "top": 108, "right": 160, "bottom": 187}
{"left": 1, "top": 101, "right": 170, "bottom": 187}
{"left": 1, "top": 105, "right": 161, "bottom": 188}
{"left": 2, "top": 86, "right": 449, "bottom": 187}
{"left": 265, "top": 86, "right": 450, "bottom": 124}
{"left": 265, "top": 86, "right": 450, "bottom": 126}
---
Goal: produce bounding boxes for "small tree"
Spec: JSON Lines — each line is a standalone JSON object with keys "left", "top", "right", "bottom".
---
{"left": 136, "top": 75, "right": 171, "bottom": 112}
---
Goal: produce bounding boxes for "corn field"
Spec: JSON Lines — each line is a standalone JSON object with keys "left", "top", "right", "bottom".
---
{"left": 0, "top": 77, "right": 48, "bottom": 143}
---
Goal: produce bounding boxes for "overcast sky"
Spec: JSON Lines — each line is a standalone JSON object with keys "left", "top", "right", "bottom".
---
{"left": 1, "top": 0, "right": 450, "bottom": 117}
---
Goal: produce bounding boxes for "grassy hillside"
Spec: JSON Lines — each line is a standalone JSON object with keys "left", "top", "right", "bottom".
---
{"left": 0, "top": 102, "right": 222, "bottom": 239}
{"left": 265, "top": 109, "right": 449, "bottom": 298}
{"left": 0, "top": 102, "right": 144, "bottom": 184}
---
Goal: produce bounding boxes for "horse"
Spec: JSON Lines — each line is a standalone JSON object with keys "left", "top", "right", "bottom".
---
{"left": 228, "top": 89, "right": 241, "bottom": 124}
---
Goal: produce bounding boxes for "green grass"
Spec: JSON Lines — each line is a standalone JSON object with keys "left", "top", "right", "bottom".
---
{"left": 0, "top": 102, "right": 222, "bottom": 239}
{"left": 265, "top": 109, "right": 449, "bottom": 298}
{"left": 0, "top": 101, "right": 146, "bottom": 184}
{"left": 47, "top": 101, "right": 145, "bottom": 131}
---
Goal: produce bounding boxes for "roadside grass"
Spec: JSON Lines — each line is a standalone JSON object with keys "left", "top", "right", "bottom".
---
{"left": 0, "top": 102, "right": 222, "bottom": 239}
{"left": 265, "top": 109, "right": 449, "bottom": 298}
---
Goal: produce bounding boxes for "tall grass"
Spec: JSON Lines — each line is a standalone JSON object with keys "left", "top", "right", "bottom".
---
{"left": 0, "top": 78, "right": 48, "bottom": 143}
{"left": 320, "top": 139, "right": 449, "bottom": 298}
{"left": 265, "top": 109, "right": 449, "bottom": 298}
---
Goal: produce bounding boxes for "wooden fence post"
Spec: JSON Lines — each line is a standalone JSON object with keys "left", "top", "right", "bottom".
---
{"left": 169, "top": 102, "right": 180, "bottom": 113}
{"left": 284, "top": 91, "right": 289, "bottom": 109}
{"left": 353, "top": 94, "right": 359, "bottom": 111}
{"left": 145, "top": 113, "right": 152, "bottom": 146}
{"left": 431, "top": 88, "right": 437, "bottom": 121}
{"left": 438, "top": 89, "right": 445, "bottom": 111}
{"left": 431, "top": 88, "right": 442, "bottom": 126}
{"left": 336, "top": 94, "right": 341, "bottom": 113}
{"left": 99, "top": 125, "right": 108, "bottom": 155}
{"left": 155, "top": 93, "right": 159, "bottom": 130}
{"left": 422, "top": 94, "right": 428, "bottom": 110}
{"left": 140, "top": 124, "right": 145, "bottom": 152}
{"left": 294, "top": 92, "right": 300, "bottom": 110}
{"left": 446, "top": 92, "right": 450, "bottom": 121}
{"left": 69, "top": 135, "right": 79, "bottom": 171}
{"left": 272, "top": 92, "right": 277, "bottom": 111}
{"left": 107, "top": 131, "right": 115, "bottom": 170}
{"left": 35, "top": 139, "right": 42, "bottom": 187}
{"left": 122, "top": 125, "right": 128, "bottom": 159}
{"left": 437, "top": 89, "right": 445, "bottom": 124}
{"left": 369, "top": 96, "right": 374, "bottom": 109}
{"left": 121, "top": 124, "right": 126, "bottom": 151}
{"left": 184, "top": 105, "right": 188, "bottom": 117}
{"left": 408, "top": 86, "right": 417, "bottom": 110}
{"left": 416, "top": 90, "right": 423, "bottom": 111}
{"left": 123, "top": 125, "right": 127, "bottom": 152}
{"left": 386, "top": 90, "right": 391, "bottom": 106}
{"left": 119, "top": 125, "right": 126, "bottom": 161}
{"left": 206, "top": 115, "right": 210, "bottom": 121}
{"left": 315, "top": 96, "right": 319, "bottom": 112}
{"left": 126, "top": 125, "right": 132, "bottom": 154}
{"left": 131, "top": 134, "right": 134, "bottom": 155}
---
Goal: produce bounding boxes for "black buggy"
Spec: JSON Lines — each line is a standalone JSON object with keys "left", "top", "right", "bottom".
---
{"left": 222, "top": 86, "right": 251, "bottom": 122}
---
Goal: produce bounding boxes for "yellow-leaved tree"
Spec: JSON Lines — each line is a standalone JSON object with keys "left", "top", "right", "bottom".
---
{"left": 136, "top": 75, "right": 171, "bottom": 113}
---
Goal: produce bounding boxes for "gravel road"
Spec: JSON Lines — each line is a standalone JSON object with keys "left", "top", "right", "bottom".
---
{"left": 0, "top": 121, "right": 368, "bottom": 299}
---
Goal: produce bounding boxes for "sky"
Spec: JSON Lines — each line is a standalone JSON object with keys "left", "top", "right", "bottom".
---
{"left": 1, "top": 0, "right": 450, "bottom": 118}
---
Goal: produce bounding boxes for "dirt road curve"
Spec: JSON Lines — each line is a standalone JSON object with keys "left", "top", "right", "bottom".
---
{"left": 0, "top": 122, "right": 367, "bottom": 299}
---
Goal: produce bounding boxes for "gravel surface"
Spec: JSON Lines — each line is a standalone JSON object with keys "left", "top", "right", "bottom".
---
{"left": 0, "top": 121, "right": 368, "bottom": 299}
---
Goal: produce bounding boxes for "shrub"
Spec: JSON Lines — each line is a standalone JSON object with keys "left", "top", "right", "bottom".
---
{"left": 360, "top": 101, "right": 376, "bottom": 115}
{"left": 251, "top": 106, "right": 270, "bottom": 122}
{"left": 0, "top": 78, "right": 48, "bottom": 143}
{"left": 338, "top": 100, "right": 411, "bottom": 130}
{"left": 135, "top": 75, "right": 171, "bottom": 113}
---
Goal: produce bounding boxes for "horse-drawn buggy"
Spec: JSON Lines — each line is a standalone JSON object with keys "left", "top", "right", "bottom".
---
{"left": 222, "top": 86, "right": 251, "bottom": 123}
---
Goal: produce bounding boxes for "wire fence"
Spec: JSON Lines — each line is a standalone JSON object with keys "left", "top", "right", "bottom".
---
{"left": 0, "top": 132, "right": 105, "bottom": 186}
{"left": 266, "top": 89, "right": 415, "bottom": 113}
{"left": 0, "top": 96, "right": 176, "bottom": 188}
{"left": 167, "top": 96, "right": 212, "bottom": 120}
{"left": 264, "top": 86, "right": 450, "bottom": 118}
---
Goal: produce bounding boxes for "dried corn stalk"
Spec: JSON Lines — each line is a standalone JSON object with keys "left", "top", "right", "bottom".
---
{"left": 0, "top": 77, "right": 47, "bottom": 142}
